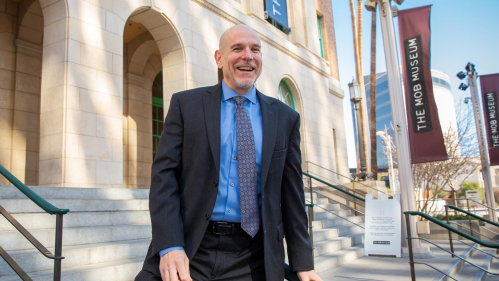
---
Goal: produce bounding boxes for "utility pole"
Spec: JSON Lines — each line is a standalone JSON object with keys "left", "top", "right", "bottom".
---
{"left": 366, "top": 0, "right": 425, "bottom": 254}
{"left": 467, "top": 64, "right": 497, "bottom": 222}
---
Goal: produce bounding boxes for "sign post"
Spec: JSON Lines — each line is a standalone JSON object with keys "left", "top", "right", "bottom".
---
{"left": 466, "top": 190, "right": 480, "bottom": 207}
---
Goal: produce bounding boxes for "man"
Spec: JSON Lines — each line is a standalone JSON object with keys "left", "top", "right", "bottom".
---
{"left": 136, "top": 25, "right": 322, "bottom": 281}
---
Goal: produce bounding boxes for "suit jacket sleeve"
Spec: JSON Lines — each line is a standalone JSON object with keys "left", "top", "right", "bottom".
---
{"left": 281, "top": 114, "right": 314, "bottom": 272}
{"left": 149, "top": 93, "right": 185, "bottom": 255}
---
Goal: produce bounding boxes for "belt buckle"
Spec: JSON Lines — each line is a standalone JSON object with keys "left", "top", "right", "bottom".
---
{"left": 212, "top": 222, "right": 229, "bottom": 235}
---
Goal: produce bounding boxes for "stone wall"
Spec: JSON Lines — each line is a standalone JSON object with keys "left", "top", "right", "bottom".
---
{"left": 0, "top": 0, "right": 349, "bottom": 188}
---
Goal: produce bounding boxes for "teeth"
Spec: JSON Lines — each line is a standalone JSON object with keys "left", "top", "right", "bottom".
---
{"left": 238, "top": 67, "right": 253, "bottom": 71}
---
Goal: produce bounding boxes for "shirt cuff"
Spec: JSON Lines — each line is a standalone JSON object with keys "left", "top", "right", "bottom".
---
{"left": 159, "top": 247, "right": 184, "bottom": 258}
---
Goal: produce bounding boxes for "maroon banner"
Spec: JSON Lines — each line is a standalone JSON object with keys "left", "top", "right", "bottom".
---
{"left": 480, "top": 73, "right": 499, "bottom": 166}
{"left": 398, "top": 5, "right": 448, "bottom": 164}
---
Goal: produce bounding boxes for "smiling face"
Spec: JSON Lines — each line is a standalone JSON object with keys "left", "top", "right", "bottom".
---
{"left": 215, "top": 25, "right": 262, "bottom": 95}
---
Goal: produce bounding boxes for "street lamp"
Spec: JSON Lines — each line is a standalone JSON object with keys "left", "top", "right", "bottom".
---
{"left": 376, "top": 130, "right": 397, "bottom": 193}
{"left": 349, "top": 79, "right": 368, "bottom": 174}
{"left": 457, "top": 64, "right": 497, "bottom": 222}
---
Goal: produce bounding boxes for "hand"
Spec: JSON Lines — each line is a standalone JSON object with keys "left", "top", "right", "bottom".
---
{"left": 297, "top": 270, "right": 323, "bottom": 281}
{"left": 159, "top": 249, "right": 192, "bottom": 281}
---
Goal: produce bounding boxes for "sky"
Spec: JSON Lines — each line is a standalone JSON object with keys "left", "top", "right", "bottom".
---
{"left": 330, "top": 0, "right": 499, "bottom": 168}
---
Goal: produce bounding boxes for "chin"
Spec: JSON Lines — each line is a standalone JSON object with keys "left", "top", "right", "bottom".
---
{"left": 234, "top": 78, "right": 256, "bottom": 88}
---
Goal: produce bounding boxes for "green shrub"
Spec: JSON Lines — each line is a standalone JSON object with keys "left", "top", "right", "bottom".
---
{"left": 457, "top": 181, "right": 483, "bottom": 200}
{"left": 434, "top": 214, "right": 479, "bottom": 221}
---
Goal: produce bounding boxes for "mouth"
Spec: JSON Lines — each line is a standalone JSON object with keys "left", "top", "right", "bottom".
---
{"left": 236, "top": 66, "right": 255, "bottom": 72}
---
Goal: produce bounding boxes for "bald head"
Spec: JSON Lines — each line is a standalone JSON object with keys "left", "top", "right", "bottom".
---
{"left": 219, "top": 25, "right": 260, "bottom": 53}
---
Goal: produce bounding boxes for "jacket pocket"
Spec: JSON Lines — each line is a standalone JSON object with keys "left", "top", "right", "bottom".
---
{"left": 277, "top": 223, "right": 284, "bottom": 241}
{"left": 272, "top": 149, "right": 286, "bottom": 159}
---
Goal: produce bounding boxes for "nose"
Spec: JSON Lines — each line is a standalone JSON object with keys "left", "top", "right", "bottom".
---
{"left": 241, "top": 47, "right": 253, "bottom": 60}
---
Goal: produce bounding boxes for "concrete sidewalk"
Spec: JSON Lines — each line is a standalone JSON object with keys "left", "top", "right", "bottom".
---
{"left": 319, "top": 240, "right": 468, "bottom": 281}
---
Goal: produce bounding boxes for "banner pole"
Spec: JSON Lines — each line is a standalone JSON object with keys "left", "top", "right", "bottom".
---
{"left": 468, "top": 69, "right": 497, "bottom": 222}
{"left": 375, "top": 0, "right": 421, "bottom": 252}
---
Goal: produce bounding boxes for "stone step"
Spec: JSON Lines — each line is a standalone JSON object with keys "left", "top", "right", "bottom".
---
{"left": 0, "top": 211, "right": 151, "bottom": 231}
{"left": 0, "top": 199, "right": 149, "bottom": 213}
{"left": 452, "top": 248, "right": 494, "bottom": 281}
{"left": 0, "top": 257, "right": 145, "bottom": 281}
{"left": 313, "top": 245, "right": 365, "bottom": 273}
{"left": 0, "top": 224, "right": 151, "bottom": 251}
{"left": 312, "top": 210, "right": 352, "bottom": 220}
{"left": 313, "top": 233, "right": 364, "bottom": 257}
{"left": 0, "top": 186, "right": 149, "bottom": 200}
{"left": 312, "top": 224, "right": 365, "bottom": 243}
{"left": 312, "top": 216, "right": 365, "bottom": 230}
{"left": 0, "top": 239, "right": 150, "bottom": 276}
{"left": 304, "top": 192, "right": 318, "bottom": 199}
{"left": 310, "top": 203, "right": 342, "bottom": 212}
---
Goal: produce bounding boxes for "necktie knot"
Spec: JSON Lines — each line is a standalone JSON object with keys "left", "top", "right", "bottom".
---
{"left": 233, "top": 96, "right": 247, "bottom": 107}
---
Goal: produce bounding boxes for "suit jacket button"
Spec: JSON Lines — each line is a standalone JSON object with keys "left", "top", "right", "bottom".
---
{"left": 205, "top": 214, "right": 210, "bottom": 221}
{"left": 213, "top": 181, "right": 218, "bottom": 187}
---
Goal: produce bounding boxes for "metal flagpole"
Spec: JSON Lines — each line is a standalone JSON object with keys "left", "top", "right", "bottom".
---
{"left": 371, "top": 0, "right": 421, "bottom": 252}
{"left": 467, "top": 65, "right": 497, "bottom": 222}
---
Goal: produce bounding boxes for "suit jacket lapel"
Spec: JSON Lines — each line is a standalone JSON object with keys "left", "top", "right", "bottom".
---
{"left": 258, "top": 90, "right": 277, "bottom": 192}
{"left": 204, "top": 83, "right": 222, "bottom": 175}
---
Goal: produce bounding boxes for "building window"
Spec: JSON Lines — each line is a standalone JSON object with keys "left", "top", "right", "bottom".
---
{"left": 317, "top": 15, "right": 325, "bottom": 58}
{"left": 278, "top": 80, "right": 295, "bottom": 110}
{"left": 152, "top": 71, "right": 164, "bottom": 160}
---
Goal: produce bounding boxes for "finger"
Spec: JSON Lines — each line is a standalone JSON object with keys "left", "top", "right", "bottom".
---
{"left": 169, "top": 267, "right": 178, "bottom": 281}
{"left": 184, "top": 257, "right": 191, "bottom": 280}
{"left": 160, "top": 263, "right": 167, "bottom": 281}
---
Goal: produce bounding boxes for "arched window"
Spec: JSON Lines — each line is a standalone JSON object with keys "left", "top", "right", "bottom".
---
{"left": 278, "top": 80, "right": 295, "bottom": 110}
{"left": 152, "top": 71, "right": 164, "bottom": 160}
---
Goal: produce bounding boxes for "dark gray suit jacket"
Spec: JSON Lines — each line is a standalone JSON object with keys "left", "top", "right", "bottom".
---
{"left": 138, "top": 82, "right": 313, "bottom": 280}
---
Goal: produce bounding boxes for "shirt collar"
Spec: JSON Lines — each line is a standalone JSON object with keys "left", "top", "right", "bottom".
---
{"left": 221, "top": 80, "right": 257, "bottom": 104}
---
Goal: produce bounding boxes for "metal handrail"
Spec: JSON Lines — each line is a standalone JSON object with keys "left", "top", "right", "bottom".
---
{"left": 404, "top": 212, "right": 499, "bottom": 281}
{"left": 0, "top": 164, "right": 68, "bottom": 215}
{"left": 310, "top": 189, "right": 365, "bottom": 215}
{"left": 305, "top": 199, "right": 365, "bottom": 229}
{"left": 446, "top": 204, "right": 499, "bottom": 229}
{"left": 302, "top": 172, "right": 365, "bottom": 202}
{"left": 452, "top": 238, "right": 499, "bottom": 260}
{"left": 0, "top": 164, "right": 67, "bottom": 281}
{"left": 412, "top": 237, "right": 499, "bottom": 275}
{"left": 447, "top": 221, "right": 499, "bottom": 242}
{"left": 306, "top": 161, "right": 389, "bottom": 195}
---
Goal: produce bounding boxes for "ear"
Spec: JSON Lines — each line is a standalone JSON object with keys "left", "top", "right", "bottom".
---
{"left": 214, "top": 50, "right": 223, "bottom": 69}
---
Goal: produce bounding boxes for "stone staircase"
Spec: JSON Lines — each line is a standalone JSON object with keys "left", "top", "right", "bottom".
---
{"left": 303, "top": 192, "right": 365, "bottom": 274}
{"left": 432, "top": 242, "right": 499, "bottom": 281}
{"left": 0, "top": 186, "right": 364, "bottom": 280}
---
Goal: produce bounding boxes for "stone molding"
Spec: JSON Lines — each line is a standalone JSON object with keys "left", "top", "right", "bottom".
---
{"left": 192, "top": 0, "right": 330, "bottom": 78}
{"left": 125, "top": 73, "right": 146, "bottom": 86}
{"left": 328, "top": 77, "right": 344, "bottom": 99}
{"left": 14, "top": 39, "right": 42, "bottom": 59}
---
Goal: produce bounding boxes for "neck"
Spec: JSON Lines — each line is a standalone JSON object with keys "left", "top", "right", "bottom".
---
{"left": 224, "top": 80, "right": 253, "bottom": 96}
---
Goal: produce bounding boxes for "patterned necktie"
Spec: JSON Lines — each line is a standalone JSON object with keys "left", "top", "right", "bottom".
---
{"left": 233, "top": 96, "right": 260, "bottom": 238}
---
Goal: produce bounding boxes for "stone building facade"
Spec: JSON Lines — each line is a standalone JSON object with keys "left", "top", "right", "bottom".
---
{"left": 0, "top": 0, "right": 348, "bottom": 189}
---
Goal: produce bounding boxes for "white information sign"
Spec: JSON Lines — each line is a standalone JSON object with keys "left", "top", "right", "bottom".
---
{"left": 364, "top": 193, "right": 401, "bottom": 257}
{"left": 466, "top": 190, "right": 480, "bottom": 207}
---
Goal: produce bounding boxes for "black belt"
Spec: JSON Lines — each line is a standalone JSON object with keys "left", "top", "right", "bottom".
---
{"left": 208, "top": 221, "right": 243, "bottom": 235}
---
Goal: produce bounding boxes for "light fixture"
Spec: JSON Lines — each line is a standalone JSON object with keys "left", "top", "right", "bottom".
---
{"left": 458, "top": 83, "right": 469, "bottom": 91}
{"left": 364, "top": 0, "right": 377, "bottom": 12}
{"left": 348, "top": 79, "right": 362, "bottom": 102}
{"left": 465, "top": 62, "right": 475, "bottom": 72}
{"left": 464, "top": 97, "right": 471, "bottom": 104}
{"left": 456, "top": 71, "right": 466, "bottom": 80}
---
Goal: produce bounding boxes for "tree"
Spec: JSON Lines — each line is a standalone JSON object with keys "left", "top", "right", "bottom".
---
{"left": 457, "top": 181, "right": 483, "bottom": 200}
{"left": 413, "top": 103, "right": 479, "bottom": 214}
{"left": 369, "top": 3, "right": 378, "bottom": 179}
{"left": 378, "top": 104, "right": 480, "bottom": 214}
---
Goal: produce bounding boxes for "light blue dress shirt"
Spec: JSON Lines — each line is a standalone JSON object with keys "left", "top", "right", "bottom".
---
{"left": 160, "top": 80, "right": 263, "bottom": 257}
